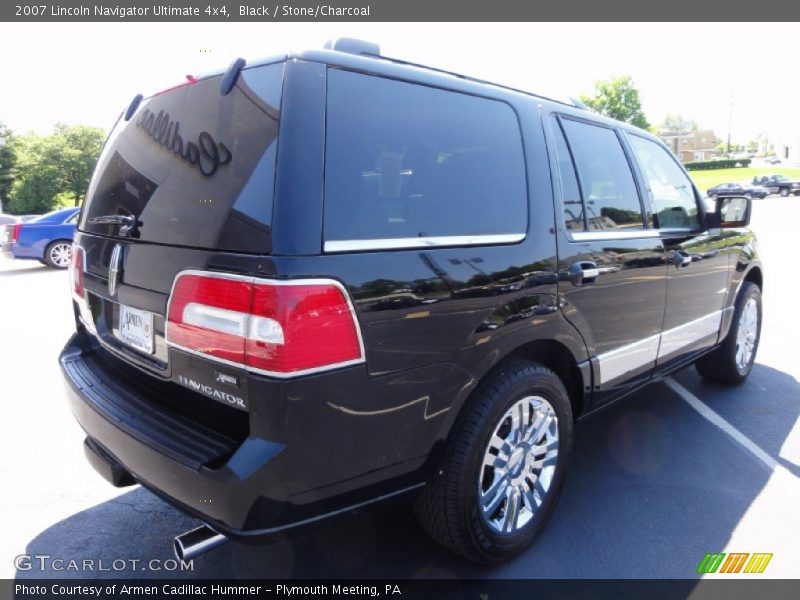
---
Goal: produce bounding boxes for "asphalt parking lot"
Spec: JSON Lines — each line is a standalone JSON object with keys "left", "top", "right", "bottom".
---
{"left": 1, "top": 196, "right": 798, "bottom": 579}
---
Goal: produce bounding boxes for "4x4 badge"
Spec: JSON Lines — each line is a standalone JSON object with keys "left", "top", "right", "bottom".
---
{"left": 108, "top": 244, "right": 123, "bottom": 296}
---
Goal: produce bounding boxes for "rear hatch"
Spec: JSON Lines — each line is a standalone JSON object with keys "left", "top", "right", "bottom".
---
{"left": 75, "top": 61, "right": 284, "bottom": 383}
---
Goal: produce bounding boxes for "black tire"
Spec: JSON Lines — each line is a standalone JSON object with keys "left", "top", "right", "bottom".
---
{"left": 43, "top": 239, "right": 72, "bottom": 269}
{"left": 696, "top": 282, "right": 761, "bottom": 385}
{"left": 414, "top": 360, "right": 573, "bottom": 563}
{"left": 780, "top": 188, "right": 790, "bottom": 197}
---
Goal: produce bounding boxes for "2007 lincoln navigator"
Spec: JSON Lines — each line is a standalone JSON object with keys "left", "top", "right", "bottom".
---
{"left": 61, "top": 39, "right": 763, "bottom": 563}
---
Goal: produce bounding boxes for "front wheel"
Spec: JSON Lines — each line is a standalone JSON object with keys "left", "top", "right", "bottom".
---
{"left": 414, "top": 361, "right": 573, "bottom": 563}
{"left": 696, "top": 281, "right": 761, "bottom": 384}
{"left": 44, "top": 240, "right": 72, "bottom": 269}
{"left": 780, "top": 188, "right": 790, "bottom": 197}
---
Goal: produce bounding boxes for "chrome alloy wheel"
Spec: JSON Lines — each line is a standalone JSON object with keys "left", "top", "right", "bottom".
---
{"left": 478, "top": 396, "right": 559, "bottom": 534}
{"left": 49, "top": 242, "right": 72, "bottom": 268}
{"left": 735, "top": 297, "right": 758, "bottom": 370}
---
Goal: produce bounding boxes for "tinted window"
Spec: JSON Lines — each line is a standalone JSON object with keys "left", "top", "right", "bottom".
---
{"left": 551, "top": 119, "right": 584, "bottom": 231}
{"left": 628, "top": 134, "right": 699, "bottom": 229}
{"left": 324, "top": 70, "right": 527, "bottom": 245}
{"left": 561, "top": 118, "right": 643, "bottom": 231}
{"left": 80, "top": 62, "right": 284, "bottom": 253}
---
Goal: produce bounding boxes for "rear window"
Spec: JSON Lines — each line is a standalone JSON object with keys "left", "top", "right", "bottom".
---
{"left": 323, "top": 70, "right": 527, "bottom": 250}
{"left": 80, "top": 63, "right": 284, "bottom": 254}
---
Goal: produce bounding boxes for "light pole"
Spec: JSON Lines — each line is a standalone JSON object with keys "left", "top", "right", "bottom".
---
{"left": 726, "top": 90, "right": 733, "bottom": 155}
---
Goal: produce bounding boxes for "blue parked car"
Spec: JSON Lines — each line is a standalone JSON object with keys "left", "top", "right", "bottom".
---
{"left": 1, "top": 207, "right": 80, "bottom": 268}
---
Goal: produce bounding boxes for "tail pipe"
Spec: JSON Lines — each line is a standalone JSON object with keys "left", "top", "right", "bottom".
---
{"left": 173, "top": 525, "right": 227, "bottom": 561}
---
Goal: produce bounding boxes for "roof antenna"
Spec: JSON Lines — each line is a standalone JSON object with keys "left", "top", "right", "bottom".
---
{"left": 569, "top": 97, "right": 589, "bottom": 110}
{"left": 324, "top": 38, "right": 380, "bottom": 57}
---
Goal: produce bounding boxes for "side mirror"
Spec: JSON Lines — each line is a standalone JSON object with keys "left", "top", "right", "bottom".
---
{"left": 705, "top": 195, "right": 751, "bottom": 229}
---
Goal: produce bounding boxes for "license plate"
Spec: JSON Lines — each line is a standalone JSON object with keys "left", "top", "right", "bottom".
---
{"left": 117, "top": 305, "right": 154, "bottom": 354}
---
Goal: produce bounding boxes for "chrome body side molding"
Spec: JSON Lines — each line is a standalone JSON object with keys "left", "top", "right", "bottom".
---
{"left": 595, "top": 309, "right": 724, "bottom": 385}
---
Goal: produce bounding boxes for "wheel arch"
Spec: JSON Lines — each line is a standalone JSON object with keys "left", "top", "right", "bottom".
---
{"left": 502, "top": 339, "right": 588, "bottom": 420}
{"left": 720, "top": 263, "right": 763, "bottom": 343}
{"left": 441, "top": 335, "right": 589, "bottom": 449}
{"left": 45, "top": 237, "right": 73, "bottom": 250}
{"left": 743, "top": 264, "right": 762, "bottom": 293}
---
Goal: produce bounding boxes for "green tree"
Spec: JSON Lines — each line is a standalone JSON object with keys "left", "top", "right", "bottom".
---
{"left": 0, "top": 123, "right": 17, "bottom": 212}
{"left": 580, "top": 75, "right": 650, "bottom": 130}
{"left": 7, "top": 123, "right": 104, "bottom": 214}
{"left": 662, "top": 114, "right": 699, "bottom": 132}
{"left": 52, "top": 123, "right": 105, "bottom": 207}
{"left": 7, "top": 133, "right": 62, "bottom": 214}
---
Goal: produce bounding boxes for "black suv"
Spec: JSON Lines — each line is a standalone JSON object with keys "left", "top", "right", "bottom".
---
{"left": 61, "top": 40, "right": 763, "bottom": 564}
{"left": 752, "top": 174, "right": 800, "bottom": 196}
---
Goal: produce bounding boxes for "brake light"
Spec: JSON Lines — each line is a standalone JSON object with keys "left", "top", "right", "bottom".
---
{"left": 166, "top": 272, "right": 364, "bottom": 377}
{"left": 11, "top": 223, "right": 22, "bottom": 243}
{"left": 70, "top": 245, "right": 85, "bottom": 298}
{"left": 154, "top": 75, "right": 198, "bottom": 96}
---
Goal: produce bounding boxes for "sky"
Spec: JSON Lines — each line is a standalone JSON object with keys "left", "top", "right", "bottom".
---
{"left": 0, "top": 22, "right": 797, "bottom": 143}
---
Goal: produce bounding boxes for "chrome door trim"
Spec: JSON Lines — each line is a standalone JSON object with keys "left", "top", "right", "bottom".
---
{"left": 657, "top": 310, "right": 722, "bottom": 359}
{"left": 570, "top": 230, "right": 660, "bottom": 242}
{"left": 594, "top": 309, "right": 724, "bottom": 385}
{"left": 595, "top": 334, "right": 660, "bottom": 384}
{"left": 324, "top": 233, "right": 525, "bottom": 253}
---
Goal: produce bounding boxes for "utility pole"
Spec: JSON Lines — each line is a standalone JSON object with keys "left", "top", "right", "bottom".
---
{"left": 726, "top": 90, "right": 733, "bottom": 155}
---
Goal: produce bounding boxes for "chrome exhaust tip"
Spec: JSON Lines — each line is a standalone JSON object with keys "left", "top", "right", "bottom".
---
{"left": 173, "top": 525, "right": 227, "bottom": 561}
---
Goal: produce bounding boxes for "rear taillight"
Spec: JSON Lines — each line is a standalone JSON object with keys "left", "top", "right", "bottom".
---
{"left": 11, "top": 223, "right": 22, "bottom": 243}
{"left": 70, "top": 244, "right": 85, "bottom": 298}
{"left": 166, "top": 271, "right": 364, "bottom": 377}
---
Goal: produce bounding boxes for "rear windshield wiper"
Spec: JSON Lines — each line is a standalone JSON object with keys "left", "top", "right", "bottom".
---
{"left": 88, "top": 214, "right": 140, "bottom": 237}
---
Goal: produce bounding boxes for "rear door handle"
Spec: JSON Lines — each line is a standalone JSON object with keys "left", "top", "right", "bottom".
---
{"left": 569, "top": 261, "right": 599, "bottom": 286}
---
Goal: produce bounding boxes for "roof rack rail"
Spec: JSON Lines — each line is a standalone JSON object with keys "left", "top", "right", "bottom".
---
{"left": 316, "top": 40, "right": 572, "bottom": 109}
{"left": 324, "top": 38, "right": 380, "bottom": 57}
{"left": 365, "top": 51, "right": 561, "bottom": 107}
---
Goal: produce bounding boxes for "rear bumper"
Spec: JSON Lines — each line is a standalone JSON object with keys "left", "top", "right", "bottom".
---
{"left": 1, "top": 242, "right": 15, "bottom": 259}
{"left": 8, "top": 242, "right": 40, "bottom": 259}
{"left": 60, "top": 331, "right": 439, "bottom": 536}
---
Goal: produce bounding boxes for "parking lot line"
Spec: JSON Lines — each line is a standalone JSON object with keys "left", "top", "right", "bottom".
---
{"left": 664, "top": 377, "right": 779, "bottom": 472}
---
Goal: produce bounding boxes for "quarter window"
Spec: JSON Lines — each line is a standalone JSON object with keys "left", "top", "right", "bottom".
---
{"left": 560, "top": 118, "right": 644, "bottom": 231}
{"left": 324, "top": 70, "right": 527, "bottom": 247}
{"left": 628, "top": 134, "right": 700, "bottom": 230}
